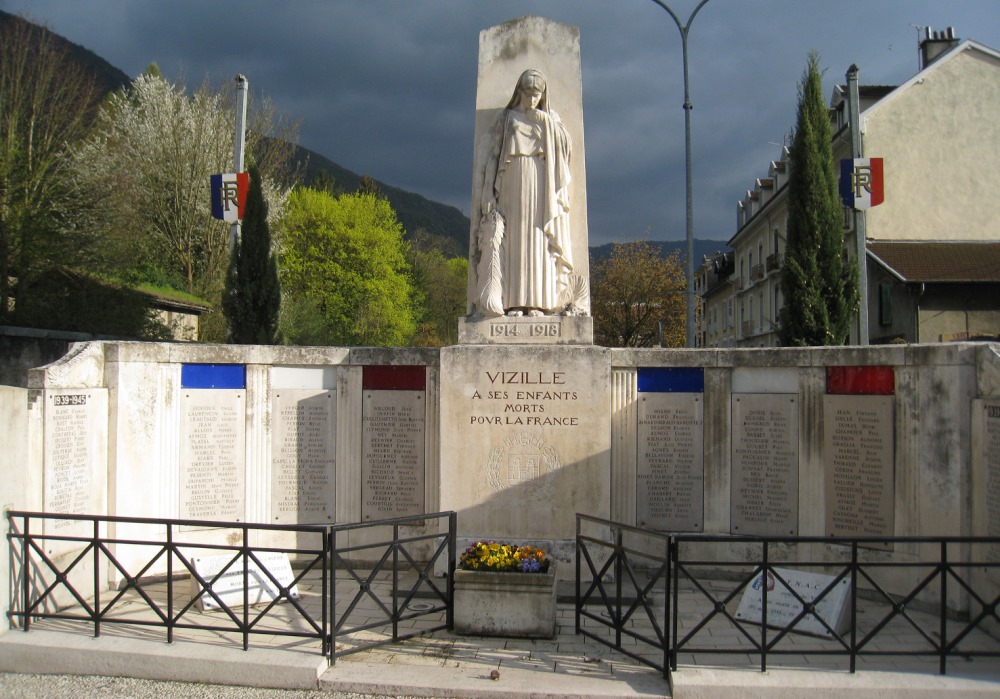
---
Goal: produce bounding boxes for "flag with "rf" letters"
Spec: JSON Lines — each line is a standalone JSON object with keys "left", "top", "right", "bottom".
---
{"left": 839, "top": 158, "right": 884, "bottom": 209}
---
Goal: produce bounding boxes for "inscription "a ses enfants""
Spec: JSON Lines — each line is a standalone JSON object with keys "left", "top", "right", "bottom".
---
{"left": 469, "top": 370, "right": 580, "bottom": 426}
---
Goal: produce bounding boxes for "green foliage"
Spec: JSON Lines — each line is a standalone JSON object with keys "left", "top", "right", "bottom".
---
{"left": 591, "top": 240, "right": 686, "bottom": 347}
{"left": 0, "top": 13, "right": 104, "bottom": 326}
{"left": 778, "top": 52, "right": 859, "bottom": 346}
{"left": 357, "top": 174, "right": 383, "bottom": 198}
{"left": 278, "top": 188, "right": 416, "bottom": 346}
{"left": 409, "top": 241, "right": 467, "bottom": 347}
{"left": 223, "top": 163, "right": 281, "bottom": 344}
{"left": 72, "top": 73, "right": 233, "bottom": 298}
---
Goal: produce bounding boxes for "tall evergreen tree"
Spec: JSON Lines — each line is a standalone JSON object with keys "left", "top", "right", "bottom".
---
{"left": 223, "top": 162, "right": 281, "bottom": 344}
{"left": 778, "top": 52, "right": 859, "bottom": 346}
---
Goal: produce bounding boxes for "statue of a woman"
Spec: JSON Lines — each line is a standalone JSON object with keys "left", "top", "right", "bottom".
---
{"left": 475, "top": 69, "right": 574, "bottom": 317}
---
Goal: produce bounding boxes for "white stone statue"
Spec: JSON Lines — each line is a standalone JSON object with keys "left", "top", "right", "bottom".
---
{"left": 475, "top": 69, "right": 579, "bottom": 318}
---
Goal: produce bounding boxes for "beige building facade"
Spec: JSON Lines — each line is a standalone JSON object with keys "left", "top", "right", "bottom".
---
{"left": 699, "top": 31, "right": 1000, "bottom": 347}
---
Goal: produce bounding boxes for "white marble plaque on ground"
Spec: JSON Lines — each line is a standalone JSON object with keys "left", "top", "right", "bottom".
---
{"left": 43, "top": 390, "right": 107, "bottom": 536}
{"left": 983, "top": 401, "right": 1000, "bottom": 561}
{"left": 271, "top": 390, "right": 335, "bottom": 524}
{"left": 735, "top": 567, "right": 852, "bottom": 638}
{"left": 637, "top": 393, "right": 703, "bottom": 531}
{"left": 731, "top": 394, "right": 798, "bottom": 536}
{"left": 361, "top": 390, "right": 425, "bottom": 520}
{"left": 824, "top": 395, "right": 894, "bottom": 538}
{"left": 190, "top": 552, "right": 299, "bottom": 611}
{"left": 180, "top": 391, "right": 246, "bottom": 522}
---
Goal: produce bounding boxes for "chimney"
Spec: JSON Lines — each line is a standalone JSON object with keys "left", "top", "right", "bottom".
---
{"left": 920, "top": 26, "right": 960, "bottom": 69}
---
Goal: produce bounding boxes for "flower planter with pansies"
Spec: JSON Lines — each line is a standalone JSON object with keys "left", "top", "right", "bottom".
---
{"left": 453, "top": 542, "right": 557, "bottom": 639}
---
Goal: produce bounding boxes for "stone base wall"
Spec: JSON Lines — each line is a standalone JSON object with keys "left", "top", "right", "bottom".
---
{"left": 5, "top": 340, "right": 999, "bottom": 618}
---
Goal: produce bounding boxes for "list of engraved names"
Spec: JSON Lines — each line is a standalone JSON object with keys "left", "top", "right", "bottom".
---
{"left": 44, "top": 392, "right": 95, "bottom": 527}
{"left": 985, "top": 402, "right": 1000, "bottom": 561}
{"left": 180, "top": 392, "right": 245, "bottom": 521}
{"left": 271, "top": 390, "right": 334, "bottom": 523}
{"left": 636, "top": 394, "right": 703, "bottom": 531}
{"left": 824, "top": 395, "right": 894, "bottom": 537}
{"left": 362, "top": 391, "right": 424, "bottom": 520}
{"left": 731, "top": 395, "right": 798, "bottom": 536}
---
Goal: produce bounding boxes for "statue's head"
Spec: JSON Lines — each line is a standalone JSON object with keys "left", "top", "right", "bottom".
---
{"left": 508, "top": 69, "right": 548, "bottom": 111}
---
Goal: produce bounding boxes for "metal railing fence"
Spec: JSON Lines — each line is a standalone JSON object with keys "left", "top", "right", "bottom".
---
{"left": 576, "top": 514, "right": 1000, "bottom": 677}
{"left": 329, "top": 511, "right": 455, "bottom": 662}
{"left": 7, "top": 510, "right": 456, "bottom": 662}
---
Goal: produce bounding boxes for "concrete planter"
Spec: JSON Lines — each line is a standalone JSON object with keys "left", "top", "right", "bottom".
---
{"left": 453, "top": 565, "right": 557, "bottom": 638}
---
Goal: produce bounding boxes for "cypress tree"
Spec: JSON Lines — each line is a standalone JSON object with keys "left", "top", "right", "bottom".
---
{"left": 223, "top": 162, "right": 281, "bottom": 344}
{"left": 778, "top": 52, "right": 859, "bottom": 346}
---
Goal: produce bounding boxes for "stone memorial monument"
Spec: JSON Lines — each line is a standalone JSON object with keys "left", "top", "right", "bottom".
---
{"left": 442, "top": 16, "right": 610, "bottom": 572}
{"left": 460, "top": 15, "right": 593, "bottom": 346}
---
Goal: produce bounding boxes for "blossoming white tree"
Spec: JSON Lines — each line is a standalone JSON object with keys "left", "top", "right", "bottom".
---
{"left": 72, "top": 71, "right": 295, "bottom": 340}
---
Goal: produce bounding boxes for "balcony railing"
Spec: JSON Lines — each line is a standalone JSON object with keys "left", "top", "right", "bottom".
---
{"left": 766, "top": 253, "right": 782, "bottom": 272}
{"left": 750, "top": 264, "right": 765, "bottom": 282}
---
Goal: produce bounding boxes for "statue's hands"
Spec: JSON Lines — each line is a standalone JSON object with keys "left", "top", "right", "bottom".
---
{"left": 481, "top": 195, "right": 497, "bottom": 218}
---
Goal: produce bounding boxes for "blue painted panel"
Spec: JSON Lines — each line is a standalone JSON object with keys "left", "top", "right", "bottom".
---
{"left": 637, "top": 367, "right": 704, "bottom": 393}
{"left": 181, "top": 364, "right": 246, "bottom": 389}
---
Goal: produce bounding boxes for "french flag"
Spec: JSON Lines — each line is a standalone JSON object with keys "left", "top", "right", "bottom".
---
{"left": 839, "top": 158, "right": 884, "bottom": 209}
{"left": 210, "top": 172, "right": 249, "bottom": 223}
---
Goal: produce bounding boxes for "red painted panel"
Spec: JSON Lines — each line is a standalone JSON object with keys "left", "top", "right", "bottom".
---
{"left": 362, "top": 365, "right": 426, "bottom": 391}
{"left": 826, "top": 366, "right": 894, "bottom": 395}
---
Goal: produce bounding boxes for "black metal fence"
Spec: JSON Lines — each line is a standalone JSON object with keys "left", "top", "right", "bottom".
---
{"left": 329, "top": 511, "right": 455, "bottom": 662}
{"left": 576, "top": 514, "right": 672, "bottom": 675}
{"left": 6, "top": 510, "right": 456, "bottom": 662}
{"left": 576, "top": 514, "right": 1000, "bottom": 677}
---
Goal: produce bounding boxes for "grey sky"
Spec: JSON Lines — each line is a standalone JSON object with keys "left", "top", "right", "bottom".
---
{"left": 3, "top": 0, "right": 999, "bottom": 246}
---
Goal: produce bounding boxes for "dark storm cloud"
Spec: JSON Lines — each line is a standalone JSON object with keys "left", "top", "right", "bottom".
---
{"left": 3, "top": 0, "right": 999, "bottom": 247}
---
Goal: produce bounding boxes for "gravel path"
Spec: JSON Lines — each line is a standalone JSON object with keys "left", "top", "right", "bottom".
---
{"left": 0, "top": 673, "right": 422, "bottom": 699}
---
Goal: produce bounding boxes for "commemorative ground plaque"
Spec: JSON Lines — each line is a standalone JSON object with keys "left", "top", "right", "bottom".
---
{"left": 735, "top": 567, "right": 852, "bottom": 638}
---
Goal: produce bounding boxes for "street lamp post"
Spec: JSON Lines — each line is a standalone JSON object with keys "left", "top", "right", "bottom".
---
{"left": 650, "top": 0, "right": 710, "bottom": 348}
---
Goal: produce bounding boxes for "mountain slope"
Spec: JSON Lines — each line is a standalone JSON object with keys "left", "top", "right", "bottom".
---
{"left": 0, "top": 10, "right": 130, "bottom": 95}
{"left": 589, "top": 239, "right": 732, "bottom": 265}
{"left": 292, "top": 144, "right": 470, "bottom": 254}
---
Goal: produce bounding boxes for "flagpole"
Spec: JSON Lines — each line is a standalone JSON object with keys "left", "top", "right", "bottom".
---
{"left": 847, "top": 65, "right": 869, "bottom": 345}
{"left": 231, "top": 74, "right": 248, "bottom": 252}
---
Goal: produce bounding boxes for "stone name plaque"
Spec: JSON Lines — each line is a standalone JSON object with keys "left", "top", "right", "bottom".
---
{"left": 824, "top": 394, "right": 894, "bottom": 538}
{"left": 637, "top": 393, "right": 703, "bottom": 531}
{"left": 43, "top": 390, "right": 105, "bottom": 535}
{"left": 731, "top": 394, "right": 798, "bottom": 536}
{"left": 271, "top": 390, "right": 335, "bottom": 524}
{"left": 735, "top": 567, "right": 852, "bottom": 638}
{"left": 190, "top": 552, "right": 299, "bottom": 611}
{"left": 984, "top": 401, "right": 1000, "bottom": 561}
{"left": 180, "top": 390, "right": 246, "bottom": 522}
{"left": 361, "top": 389, "right": 425, "bottom": 520}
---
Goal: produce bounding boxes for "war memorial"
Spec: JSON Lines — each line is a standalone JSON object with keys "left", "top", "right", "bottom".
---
{"left": 1, "top": 16, "right": 999, "bottom": 697}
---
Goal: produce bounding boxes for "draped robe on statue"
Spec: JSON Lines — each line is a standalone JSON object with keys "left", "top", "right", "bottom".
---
{"left": 484, "top": 106, "right": 573, "bottom": 315}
